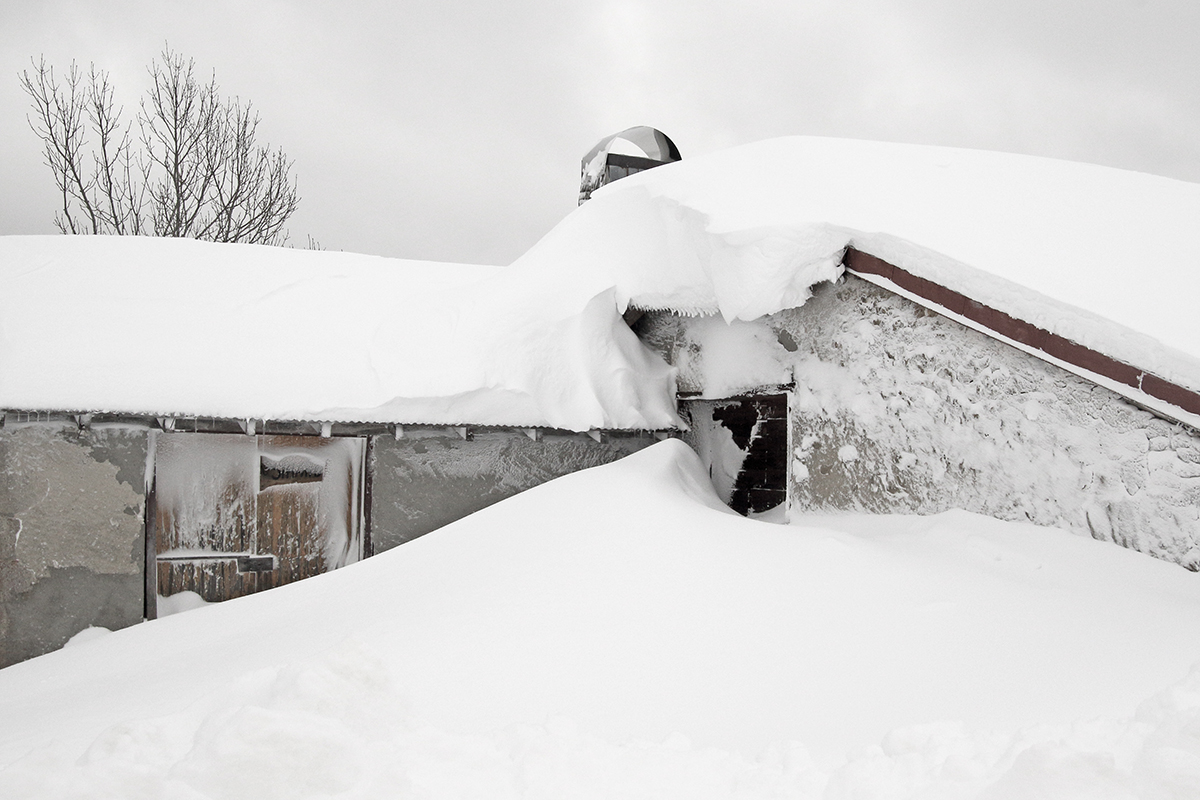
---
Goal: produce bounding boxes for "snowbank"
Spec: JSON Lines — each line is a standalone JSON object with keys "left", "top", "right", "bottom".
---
{"left": 2, "top": 441, "right": 1199, "bottom": 797}
{"left": 3, "top": 136, "right": 1199, "bottom": 428}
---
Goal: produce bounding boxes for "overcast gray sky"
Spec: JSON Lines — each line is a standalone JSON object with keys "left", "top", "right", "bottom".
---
{"left": 2, "top": 1, "right": 1198, "bottom": 265}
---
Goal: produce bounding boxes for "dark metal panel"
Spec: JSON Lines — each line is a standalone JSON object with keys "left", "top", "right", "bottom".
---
{"left": 606, "top": 153, "right": 671, "bottom": 171}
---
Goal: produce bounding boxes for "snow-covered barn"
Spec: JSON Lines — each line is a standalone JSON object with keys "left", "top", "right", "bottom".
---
{"left": 0, "top": 236, "right": 670, "bottom": 667}
{"left": 3, "top": 135, "right": 1199, "bottom": 668}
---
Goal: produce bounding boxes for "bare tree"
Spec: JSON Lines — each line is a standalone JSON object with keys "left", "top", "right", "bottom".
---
{"left": 20, "top": 47, "right": 299, "bottom": 246}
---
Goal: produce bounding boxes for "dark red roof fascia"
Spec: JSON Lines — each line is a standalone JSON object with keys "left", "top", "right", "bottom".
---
{"left": 843, "top": 247, "right": 1200, "bottom": 417}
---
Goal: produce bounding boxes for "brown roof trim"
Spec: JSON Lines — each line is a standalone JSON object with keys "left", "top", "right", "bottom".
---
{"left": 843, "top": 247, "right": 1200, "bottom": 418}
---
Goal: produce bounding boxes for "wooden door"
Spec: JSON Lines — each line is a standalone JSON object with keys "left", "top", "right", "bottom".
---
{"left": 154, "top": 432, "right": 365, "bottom": 607}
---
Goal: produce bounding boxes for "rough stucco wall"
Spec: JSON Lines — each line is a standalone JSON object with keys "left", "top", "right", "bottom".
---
{"left": 777, "top": 276, "right": 1200, "bottom": 569}
{"left": 0, "top": 424, "right": 148, "bottom": 667}
{"left": 369, "top": 429, "right": 655, "bottom": 552}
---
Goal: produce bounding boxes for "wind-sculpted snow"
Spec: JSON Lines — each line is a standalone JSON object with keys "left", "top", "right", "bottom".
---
{"left": 4, "top": 136, "right": 1199, "bottom": 427}
{"left": 608, "top": 136, "right": 1200, "bottom": 386}
{"left": 0, "top": 202, "right": 844, "bottom": 430}
{"left": 3, "top": 442, "right": 1200, "bottom": 797}
{"left": 8, "top": 643, "right": 1200, "bottom": 799}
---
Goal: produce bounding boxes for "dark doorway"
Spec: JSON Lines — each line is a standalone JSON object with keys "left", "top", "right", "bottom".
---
{"left": 683, "top": 393, "right": 788, "bottom": 515}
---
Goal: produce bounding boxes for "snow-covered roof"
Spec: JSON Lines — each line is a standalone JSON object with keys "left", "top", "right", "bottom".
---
{"left": 585, "top": 136, "right": 1200, "bottom": 424}
{"left": 3, "top": 136, "right": 1199, "bottom": 429}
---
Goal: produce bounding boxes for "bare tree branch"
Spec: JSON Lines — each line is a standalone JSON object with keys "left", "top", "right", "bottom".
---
{"left": 20, "top": 46, "right": 300, "bottom": 246}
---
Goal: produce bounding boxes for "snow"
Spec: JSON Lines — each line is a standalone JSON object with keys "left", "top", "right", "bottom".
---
{"left": 2, "top": 441, "right": 1200, "bottom": 798}
{"left": 4, "top": 136, "right": 1198, "bottom": 428}
{"left": 61, "top": 627, "right": 112, "bottom": 648}
{"left": 601, "top": 136, "right": 1200, "bottom": 394}
{"left": 156, "top": 591, "right": 208, "bottom": 617}
{"left": 675, "top": 317, "right": 793, "bottom": 398}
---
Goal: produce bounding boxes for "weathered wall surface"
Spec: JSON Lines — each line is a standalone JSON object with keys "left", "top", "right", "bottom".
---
{"left": 369, "top": 428, "right": 656, "bottom": 552}
{"left": 782, "top": 277, "right": 1200, "bottom": 568}
{"left": 637, "top": 276, "right": 1200, "bottom": 568}
{"left": 0, "top": 423, "right": 149, "bottom": 667}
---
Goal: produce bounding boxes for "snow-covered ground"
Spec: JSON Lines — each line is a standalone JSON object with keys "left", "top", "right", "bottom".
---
{"left": 2, "top": 442, "right": 1199, "bottom": 798}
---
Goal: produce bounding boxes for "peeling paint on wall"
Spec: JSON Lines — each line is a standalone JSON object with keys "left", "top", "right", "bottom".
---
{"left": 0, "top": 424, "right": 148, "bottom": 666}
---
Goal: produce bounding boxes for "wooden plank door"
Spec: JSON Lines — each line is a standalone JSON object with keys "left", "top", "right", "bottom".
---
{"left": 154, "top": 433, "right": 261, "bottom": 602}
{"left": 256, "top": 435, "right": 365, "bottom": 586}
{"left": 154, "top": 432, "right": 365, "bottom": 607}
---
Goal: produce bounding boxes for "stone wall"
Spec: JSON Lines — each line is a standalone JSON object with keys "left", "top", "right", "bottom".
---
{"left": 0, "top": 422, "right": 149, "bottom": 667}
{"left": 369, "top": 428, "right": 656, "bottom": 552}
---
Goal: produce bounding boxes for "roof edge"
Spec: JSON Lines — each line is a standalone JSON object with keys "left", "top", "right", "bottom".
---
{"left": 0, "top": 411, "right": 681, "bottom": 438}
{"left": 844, "top": 247, "right": 1200, "bottom": 431}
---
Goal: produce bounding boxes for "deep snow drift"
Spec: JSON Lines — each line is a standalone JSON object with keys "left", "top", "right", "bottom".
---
{"left": 2, "top": 442, "right": 1200, "bottom": 798}
{"left": 4, "top": 136, "right": 1200, "bottom": 430}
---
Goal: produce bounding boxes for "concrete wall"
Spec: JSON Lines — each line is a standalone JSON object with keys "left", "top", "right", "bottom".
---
{"left": 369, "top": 428, "right": 656, "bottom": 552}
{"left": 636, "top": 275, "right": 1200, "bottom": 568}
{"left": 0, "top": 420, "right": 655, "bottom": 667}
{"left": 0, "top": 422, "right": 149, "bottom": 667}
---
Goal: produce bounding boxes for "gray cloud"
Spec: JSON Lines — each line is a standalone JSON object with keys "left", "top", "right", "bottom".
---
{"left": 2, "top": 0, "right": 1197, "bottom": 265}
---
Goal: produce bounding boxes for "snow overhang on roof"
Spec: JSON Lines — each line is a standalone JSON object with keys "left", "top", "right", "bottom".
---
{"left": 584, "top": 136, "right": 1200, "bottom": 427}
{"left": 3, "top": 136, "right": 1199, "bottom": 430}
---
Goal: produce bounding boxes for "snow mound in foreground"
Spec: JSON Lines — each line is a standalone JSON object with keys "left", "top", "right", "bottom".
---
{"left": 3, "top": 441, "right": 1200, "bottom": 797}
